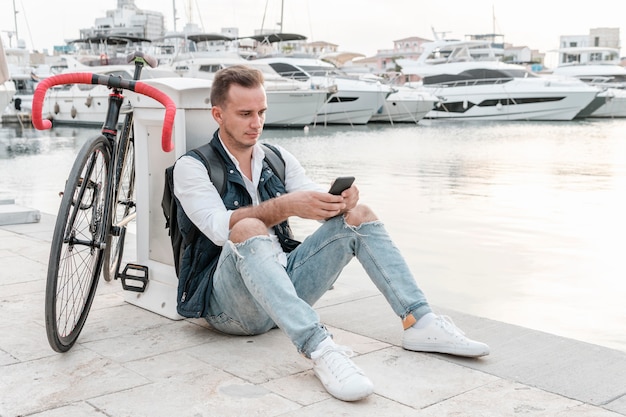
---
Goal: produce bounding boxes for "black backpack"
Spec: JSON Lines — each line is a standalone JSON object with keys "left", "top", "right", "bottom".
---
{"left": 162, "top": 142, "right": 286, "bottom": 277}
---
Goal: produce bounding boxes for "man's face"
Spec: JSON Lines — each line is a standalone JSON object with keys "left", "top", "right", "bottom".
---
{"left": 212, "top": 83, "right": 267, "bottom": 152}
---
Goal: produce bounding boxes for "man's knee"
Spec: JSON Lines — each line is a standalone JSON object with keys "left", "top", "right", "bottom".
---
{"left": 344, "top": 204, "right": 378, "bottom": 226}
{"left": 229, "top": 218, "right": 268, "bottom": 243}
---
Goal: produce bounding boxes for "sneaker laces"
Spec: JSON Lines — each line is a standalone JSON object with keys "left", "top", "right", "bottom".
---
{"left": 436, "top": 315, "right": 468, "bottom": 340}
{"left": 312, "top": 345, "right": 363, "bottom": 383}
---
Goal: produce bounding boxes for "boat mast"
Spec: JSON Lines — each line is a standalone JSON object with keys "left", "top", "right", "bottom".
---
{"left": 172, "top": 0, "right": 177, "bottom": 32}
{"left": 279, "top": 0, "right": 284, "bottom": 32}
{"left": 12, "top": 0, "right": 19, "bottom": 44}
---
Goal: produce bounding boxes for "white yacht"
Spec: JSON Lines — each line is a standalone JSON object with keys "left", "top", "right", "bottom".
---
{"left": 397, "top": 40, "right": 601, "bottom": 121}
{"left": 550, "top": 47, "right": 626, "bottom": 118}
{"left": 254, "top": 55, "right": 391, "bottom": 125}
{"left": 160, "top": 33, "right": 330, "bottom": 127}
{"left": 350, "top": 73, "right": 439, "bottom": 123}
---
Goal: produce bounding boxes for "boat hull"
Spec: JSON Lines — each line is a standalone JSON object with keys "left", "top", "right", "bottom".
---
{"left": 44, "top": 85, "right": 116, "bottom": 126}
{"left": 420, "top": 79, "right": 599, "bottom": 121}
{"left": 314, "top": 89, "right": 386, "bottom": 125}
{"left": 265, "top": 89, "right": 328, "bottom": 127}
{"left": 369, "top": 90, "right": 438, "bottom": 123}
{"left": 589, "top": 88, "right": 626, "bottom": 118}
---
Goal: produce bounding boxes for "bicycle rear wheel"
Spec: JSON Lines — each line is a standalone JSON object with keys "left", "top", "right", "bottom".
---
{"left": 103, "top": 124, "right": 135, "bottom": 282}
{"left": 45, "top": 135, "right": 112, "bottom": 352}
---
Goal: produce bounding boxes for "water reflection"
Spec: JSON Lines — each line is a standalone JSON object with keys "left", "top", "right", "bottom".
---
{"left": 268, "top": 119, "right": 626, "bottom": 353}
{"left": 1, "top": 120, "right": 625, "bottom": 353}
{"left": 0, "top": 125, "right": 100, "bottom": 216}
{"left": 0, "top": 125, "right": 96, "bottom": 159}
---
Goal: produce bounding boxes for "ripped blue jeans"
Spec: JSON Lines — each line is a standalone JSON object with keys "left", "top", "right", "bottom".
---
{"left": 205, "top": 215, "right": 432, "bottom": 358}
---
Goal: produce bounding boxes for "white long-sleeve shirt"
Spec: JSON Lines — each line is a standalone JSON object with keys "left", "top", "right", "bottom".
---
{"left": 173, "top": 138, "right": 324, "bottom": 249}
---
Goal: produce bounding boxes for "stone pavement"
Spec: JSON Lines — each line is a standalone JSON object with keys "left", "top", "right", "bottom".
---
{"left": 1, "top": 212, "right": 626, "bottom": 417}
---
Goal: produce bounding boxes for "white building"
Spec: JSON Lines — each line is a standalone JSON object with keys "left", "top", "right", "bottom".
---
{"left": 78, "top": 0, "right": 166, "bottom": 41}
{"left": 558, "top": 27, "right": 620, "bottom": 65}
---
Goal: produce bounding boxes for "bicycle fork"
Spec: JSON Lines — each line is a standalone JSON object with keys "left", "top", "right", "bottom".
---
{"left": 65, "top": 171, "right": 105, "bottom": 252}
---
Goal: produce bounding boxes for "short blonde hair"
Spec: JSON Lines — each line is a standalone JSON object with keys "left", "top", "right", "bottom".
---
{"left": 210, "top": 65, "right": 265, "bottom": 107}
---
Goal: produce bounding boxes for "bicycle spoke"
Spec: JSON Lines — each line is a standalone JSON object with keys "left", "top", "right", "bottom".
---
{"left": 56, "top": 237, "right": 98, "bottom": 336}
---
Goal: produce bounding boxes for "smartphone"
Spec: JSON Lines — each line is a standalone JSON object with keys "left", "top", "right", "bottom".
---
{"left": 328, "top": 176, "right": 355, "bottom": 195}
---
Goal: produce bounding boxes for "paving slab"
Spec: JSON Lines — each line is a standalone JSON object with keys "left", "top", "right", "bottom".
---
{"left": 0, "top": 349, "right": 149, "bottom": 416}
{"left": 0, "top": 201, "right": 41, "bottom": 226}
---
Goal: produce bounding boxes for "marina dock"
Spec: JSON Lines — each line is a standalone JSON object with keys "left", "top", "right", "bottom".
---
{"left": 1, "top": 213, "right": 625, "bottom": 416}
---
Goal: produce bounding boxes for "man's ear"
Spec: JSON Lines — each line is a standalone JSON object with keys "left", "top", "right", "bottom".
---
{"left": 211, "top": 106, "right": 222, "bottom": 123}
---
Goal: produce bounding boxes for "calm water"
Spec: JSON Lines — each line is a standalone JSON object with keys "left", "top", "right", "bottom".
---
{"left": 1, "top": 119, "right": 625, "bottom": 352}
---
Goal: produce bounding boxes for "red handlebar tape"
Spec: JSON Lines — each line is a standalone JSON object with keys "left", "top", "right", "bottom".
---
{"left": 31, "top": 72, "right": 175, "bottom": 152}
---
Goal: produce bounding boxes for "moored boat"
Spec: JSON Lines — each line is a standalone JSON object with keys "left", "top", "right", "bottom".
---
{"left": 352, "top": 73, "right": 439, "bottom": 123}
{"left": 397, "top": 40, "right": 600, "bottom": 121}
{"left": 550, "top": 46, "right": 626, "bottom": 118}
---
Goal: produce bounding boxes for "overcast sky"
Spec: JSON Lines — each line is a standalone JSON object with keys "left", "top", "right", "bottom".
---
{"left": 2, "top": 0, "right": 626, "bottom": 64}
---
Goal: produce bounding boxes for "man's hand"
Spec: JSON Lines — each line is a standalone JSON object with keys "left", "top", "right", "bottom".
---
{"left": 336, "top": 184, "right": 359, "bottom": 214}
{"left": 229, "top": 185, "right": 360, "bottom": 228}
{"left": 284, "top": 190, "right": 347, "bottom": 220}
{"left": 289, "top": 185, "right": 360, "bottom": 220}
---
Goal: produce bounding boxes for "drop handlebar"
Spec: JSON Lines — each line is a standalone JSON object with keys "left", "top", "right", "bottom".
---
{"left": 31, "top": 72, "right": 176, "bottom": 152}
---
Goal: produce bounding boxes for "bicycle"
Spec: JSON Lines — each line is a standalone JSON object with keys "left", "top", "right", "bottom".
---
{"left": 32, "top": 51, "right": 176, "bottom": 353}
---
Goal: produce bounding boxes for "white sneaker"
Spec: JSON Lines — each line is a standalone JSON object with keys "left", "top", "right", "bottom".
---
{"left": 402, "top": 315, "right": 490, "bottom": 357}
{"left": 311, "top": 344, "right": 374, "bottom": 401}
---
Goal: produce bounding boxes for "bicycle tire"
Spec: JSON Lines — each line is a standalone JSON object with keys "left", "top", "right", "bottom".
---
{"left": 45, "top": 135, "right": 112, "bottom": 352}
{"left": 103, "top": 121, "right": 136, "bottom": 282}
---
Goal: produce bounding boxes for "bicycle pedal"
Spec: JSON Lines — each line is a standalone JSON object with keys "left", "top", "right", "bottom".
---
{"left": 120, "top": 263, "right": 149, "bottom": 293}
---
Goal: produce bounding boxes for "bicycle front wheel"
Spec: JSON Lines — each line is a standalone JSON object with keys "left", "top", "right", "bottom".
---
{"left": 45, "top": 135, "right": 112, "bottom": 352}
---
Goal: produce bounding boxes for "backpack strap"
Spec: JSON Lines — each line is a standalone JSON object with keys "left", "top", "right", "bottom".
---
{"left": 261, "top": 143, "right": 286, "bottom": 184}
{"left": 190, "top": 142, "right": 226, "bottom": 195}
